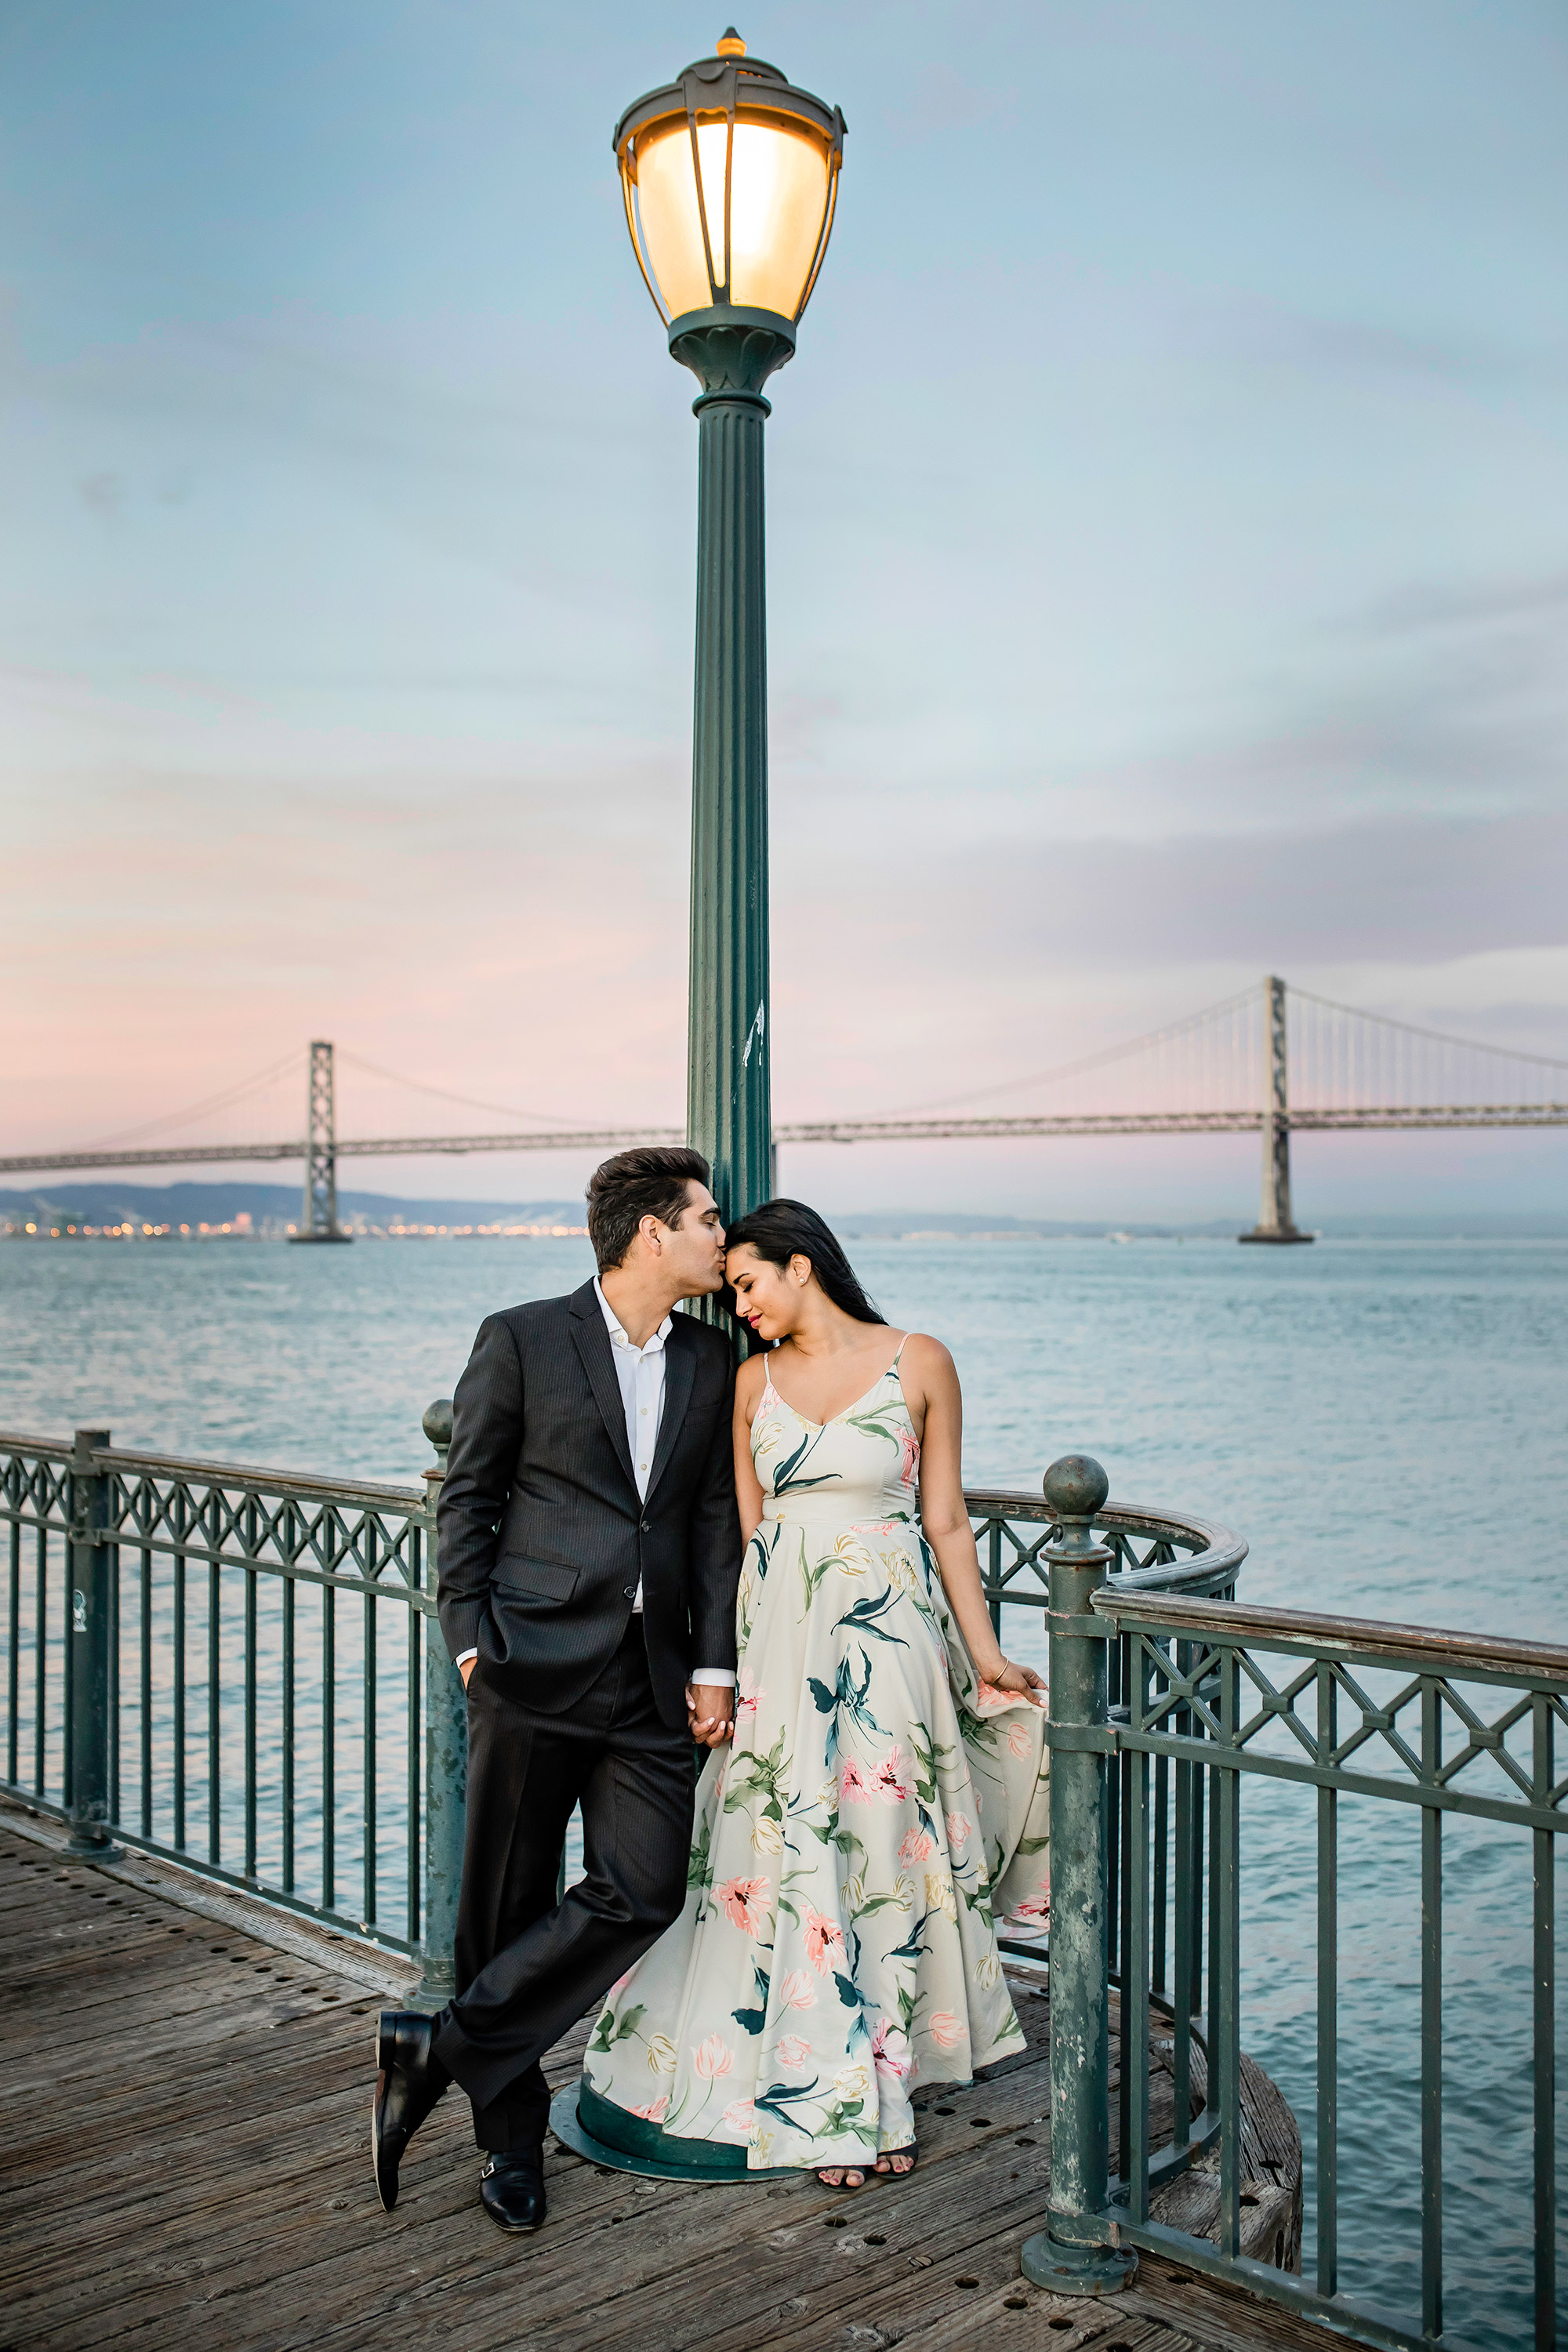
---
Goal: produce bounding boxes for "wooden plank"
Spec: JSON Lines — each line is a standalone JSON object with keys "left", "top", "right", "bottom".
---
{"left": 0, "top": 1834, "right": 1337, "bottom": 2352}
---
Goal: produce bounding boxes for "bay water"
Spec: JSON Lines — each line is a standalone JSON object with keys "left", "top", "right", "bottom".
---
{"left": 2, "top": 1232, "right": 1563, "bottom": 2343}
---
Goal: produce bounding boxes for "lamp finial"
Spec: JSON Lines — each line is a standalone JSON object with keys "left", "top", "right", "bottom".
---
{"left": 716, "top": 27, "right": 746, "bottom": 56}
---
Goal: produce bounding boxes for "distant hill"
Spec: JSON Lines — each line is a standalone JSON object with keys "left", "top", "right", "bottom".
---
{"left": 2, "top": 1180, "right": 1563, "bottom": 1242}
{"left": 0, "top": 1180, "right": 584, "bottom": 1226}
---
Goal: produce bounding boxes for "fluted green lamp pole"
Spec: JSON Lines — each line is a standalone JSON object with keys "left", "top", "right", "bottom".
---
{"left": 614, "top": 30, "right": 845, "bottom": 1241}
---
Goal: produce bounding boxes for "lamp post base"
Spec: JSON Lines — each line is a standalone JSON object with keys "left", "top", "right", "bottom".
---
{"left": 1237, "top": 1226, "right": 1315, "bottom": 1244}
{"left": 1019, "top": 2231, "right": 1138, "bottom": 2296}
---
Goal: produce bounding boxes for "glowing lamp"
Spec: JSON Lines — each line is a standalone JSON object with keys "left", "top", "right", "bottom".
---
{"left": 613, "top": 27, "right": 845, "bottom": 376}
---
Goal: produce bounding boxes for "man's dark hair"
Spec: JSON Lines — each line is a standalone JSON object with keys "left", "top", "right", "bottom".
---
{"left": 586, "top": 1145, "right": 711, "bottom": 1273}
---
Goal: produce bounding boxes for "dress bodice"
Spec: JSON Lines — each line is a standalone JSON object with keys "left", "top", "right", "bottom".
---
{"left": 750, "top": 1346, "right": 920, "bottom": 1528}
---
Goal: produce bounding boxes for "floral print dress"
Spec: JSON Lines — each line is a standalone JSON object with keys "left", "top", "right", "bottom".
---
{"left": 585, "top": 1344, "right": 1051, "bottom": 2172}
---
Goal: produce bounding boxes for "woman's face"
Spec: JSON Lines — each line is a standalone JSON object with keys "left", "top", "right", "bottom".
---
{"left": 726, "top": 1244, "right": 811, "bottom": 1343}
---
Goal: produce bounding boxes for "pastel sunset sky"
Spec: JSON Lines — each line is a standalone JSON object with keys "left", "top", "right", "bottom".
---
{"left": 3, "top": 1, "right": 1565, "bottom": 1219}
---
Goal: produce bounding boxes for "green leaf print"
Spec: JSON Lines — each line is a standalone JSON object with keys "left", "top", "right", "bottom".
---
{"left": 732, "top": 2005, "right": 767, "bottom": 2035}
{"left": 588, "top": 2008, "right": 616, "bottom": 2055}
{"left": 848, "top": 1889, "right": 907, "bottom": 1923}
{"left": 840, "top": 1409, "right": 908, "bottom": 1447}
{"left": 833, "top": 1970, "right": 862, "bottom": 2008}
{"left": 887, "top": 1910, "right": 935, "bottom": 1965}
{"left": 814, "top": 1649, "right": 887, "bottom": 1755}
{"left": 771, "top": 1427, "right": 841, "bottom": 1497}
{"left": 833, "top": 1588, "right": 909, "bottom": 1649}
{"left": 686, "top": 1817, "right": 713, "bottom": 1893}
{"left": 753, "top": 2080, "right": 823, "bottom": 2136}
{"left": 723, "top": 1726, "right": 789, "bottom": 1817}
{"left": 800, "top": 1547, "right": 847, "bottom": 1617}
{"left": 776, "top": 1862, "right": 814, "bottom": 1927}
{"left": 613, "top": 2004, "right": 645, "bottom": 2043}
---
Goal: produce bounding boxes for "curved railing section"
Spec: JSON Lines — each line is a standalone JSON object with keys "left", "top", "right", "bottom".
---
{"left": 966, "top": 1482, "right": 1247, "bottom": 1619}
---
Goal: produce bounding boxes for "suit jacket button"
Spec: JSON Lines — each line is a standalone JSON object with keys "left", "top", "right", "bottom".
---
{"left": 622, "top": 1585, "right": 636, "bottom": 1599}
{"left": 640, "top": 1520, "right": 650, "bottom": 1533}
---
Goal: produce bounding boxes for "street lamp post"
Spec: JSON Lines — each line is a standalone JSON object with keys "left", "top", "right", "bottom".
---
{"left": 613, "top": 30, "right": 846, "bottom": 1255}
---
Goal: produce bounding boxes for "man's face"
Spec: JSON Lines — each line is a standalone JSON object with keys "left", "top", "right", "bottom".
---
{"left": 659, "top": 1179, "right": 726, "bottom": 1296}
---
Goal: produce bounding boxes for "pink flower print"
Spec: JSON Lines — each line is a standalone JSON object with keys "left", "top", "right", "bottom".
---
{"left": 1013, "top": 1892, "right": 1050, "bottom": 1922}
{"left": 840, "top": 1757, "right": 876, "bottom": 1806}
{"left": 928, "top": 2010, "right": 965, "bottom": 2053}
{"left": 692, "top": 2032, "right": 735, "bottom": 2079}
{"left": 871, "top": 1743, "right": 913, "bottom": 1805}
{"left": 780, "top": 1967, "right": 818, "bottom": 2010}
{"left": 1007, "top": 1720, "right": 1033, "bottom": 1758}
{"left": 944, "top": 1810, "right": 971, "bottom": 1849}
{"left": 607, "top": 1969, "right": 636, "bottom": 1999}
{"left": 717, "top": 1875, "right": 770, "bottom": 1936}
{"left": 898, "top": 1426, "right": 920, "bottom": 1487}
{"left": 721, "top": 2097, "right": 756, "bottom": 2132}
{"left": 898, "top": 1826, "right": 935, "bottom": 1866}
{"left": 776, "top": 2033, "right": 811, "bottom": 2069}
{"left": 628, "top": 2095, "right": 670, "bottom": 2123}
{"left": 804, "top": 1907, "right": 848, "bottom": 1977}
{"left": 975, "top": 1679, "right": 1006, "bottom": 1711}
{"left": 737, "top": 1664, "right": 764, "bottom": 1719}
{"left": 871, "top": 2016, "right": 913, "bottom": 2083}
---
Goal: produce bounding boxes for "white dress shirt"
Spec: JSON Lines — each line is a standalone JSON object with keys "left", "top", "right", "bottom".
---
{"left": 455, "top": 1278, "right": 733, "bottom": 1690}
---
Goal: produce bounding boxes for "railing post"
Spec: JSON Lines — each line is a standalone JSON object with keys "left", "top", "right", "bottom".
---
{"left": 413, "top": 1399, "right": 465, "bottom": 2008}
{"left": 67, "top": 1427, "right": 120, "bottom": 1860}
{"left": 1021, "top": 1453, "right": 1136, "bottom": 2296}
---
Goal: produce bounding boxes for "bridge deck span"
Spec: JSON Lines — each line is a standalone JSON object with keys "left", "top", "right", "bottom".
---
{"left": 1, "top": 1799, "right": 1342, "bottom": 2352}
{"left": 2, "top": 1100, "right": 1564, "bottom": 1177}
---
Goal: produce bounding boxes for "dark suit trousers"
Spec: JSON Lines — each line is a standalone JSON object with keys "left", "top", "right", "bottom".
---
{"left": 434, "top": 1621, "right": 695, "bottom": 2151}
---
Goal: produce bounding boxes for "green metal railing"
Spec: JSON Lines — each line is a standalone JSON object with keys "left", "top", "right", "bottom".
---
{"left": 0, "top": 1408, "right": 464, "bottom": 1997}
{"left": 1021, "top": 1454, "right": 1566, "bottom": 2352}
{"left": 0, "top": 1417, "right": 1236, "bottom": 2002}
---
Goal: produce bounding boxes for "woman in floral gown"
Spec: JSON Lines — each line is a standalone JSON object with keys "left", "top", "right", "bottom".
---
{"left": 585, "top": 1202, "right": 1051, "bottom": 2186}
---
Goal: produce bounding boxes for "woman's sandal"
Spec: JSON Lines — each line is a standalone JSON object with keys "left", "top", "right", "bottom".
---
{"left": 817, "top": 2144, "right": 918, "bottom": 2188}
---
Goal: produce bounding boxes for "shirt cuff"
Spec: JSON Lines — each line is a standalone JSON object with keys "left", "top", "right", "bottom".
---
{"left": 691, "top": 1668, "right": 736, "bottom": 1686}
{"left": 454, "top": 1648, "right": 477, "bottom": 1667}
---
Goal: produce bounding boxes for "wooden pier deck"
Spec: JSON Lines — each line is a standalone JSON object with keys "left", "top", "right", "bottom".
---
{"left": 0, "top": 1802, "right": 1347, "bottom": 2352}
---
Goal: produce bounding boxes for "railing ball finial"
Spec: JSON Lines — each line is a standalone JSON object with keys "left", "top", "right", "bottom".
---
{"left": 423, "top": 1398, "right": 453, "bottom": 1454}
{"left": 1043, "top": 1452, "right": 1109, "bottom": 1523}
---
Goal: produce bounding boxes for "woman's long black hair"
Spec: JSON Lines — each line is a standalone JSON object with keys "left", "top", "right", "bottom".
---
{"left": 723, "top": 1198, "right": 885, "bottom": 1327}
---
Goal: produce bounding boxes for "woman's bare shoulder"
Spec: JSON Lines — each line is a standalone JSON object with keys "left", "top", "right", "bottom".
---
{"left": 735, "top": 1352, "right": 771, "bottom": 1407}
{"left": 898, "top": 1330, "right": 958, "bottom": 1396}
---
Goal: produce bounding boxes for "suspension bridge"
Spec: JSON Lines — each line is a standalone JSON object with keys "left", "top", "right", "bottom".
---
{"left": 4, "top": 976, "right": 1563, "bottom": 1243}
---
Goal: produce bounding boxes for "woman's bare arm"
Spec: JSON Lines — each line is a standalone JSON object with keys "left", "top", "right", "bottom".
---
{"left": 905, "top": 1335, "right": 1044, "bottom": 1705}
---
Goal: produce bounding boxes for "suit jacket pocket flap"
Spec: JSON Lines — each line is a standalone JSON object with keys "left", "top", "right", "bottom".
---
{"left": 494, "top": 1555, "right": 580, "bottom": 1603}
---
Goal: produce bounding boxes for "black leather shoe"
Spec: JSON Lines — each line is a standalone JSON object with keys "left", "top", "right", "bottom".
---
{"left": 480, "top": 2151, "right": 547, "bottom": 2233}
{"left": 372, "top": 2010, "right": 450, "bottom": 2212}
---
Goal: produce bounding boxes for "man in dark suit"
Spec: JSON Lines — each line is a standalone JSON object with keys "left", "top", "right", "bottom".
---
{"left": 372, "top": 1146, "right": 742, "bottom": 2230}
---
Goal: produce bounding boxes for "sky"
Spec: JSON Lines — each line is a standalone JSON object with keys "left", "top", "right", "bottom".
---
{"left": 2, "top": 0, "right": 1565, "bottom": 1221}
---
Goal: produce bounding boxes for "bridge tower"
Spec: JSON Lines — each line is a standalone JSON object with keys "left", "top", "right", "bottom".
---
{"left": 288, "top": 1041, "right": 351, "bottom": 1244}
{"left": 1240, "top": 976, "right": 1312, "bottom": 1244}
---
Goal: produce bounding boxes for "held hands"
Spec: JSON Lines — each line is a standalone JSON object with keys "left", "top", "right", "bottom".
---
{"left": 687, "top": 1682, "right": 735, "bottom": 1747}
{"left": 986, "top": 1657, "right": 1046, "bottom": 1707}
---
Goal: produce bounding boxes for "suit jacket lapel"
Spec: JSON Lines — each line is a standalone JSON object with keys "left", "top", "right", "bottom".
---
{"left": 645, "top": 1316, "right": 697, "bottom": 1504}
{"left": 567, "top": 1281, "right": 639, "bottom": 1497}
